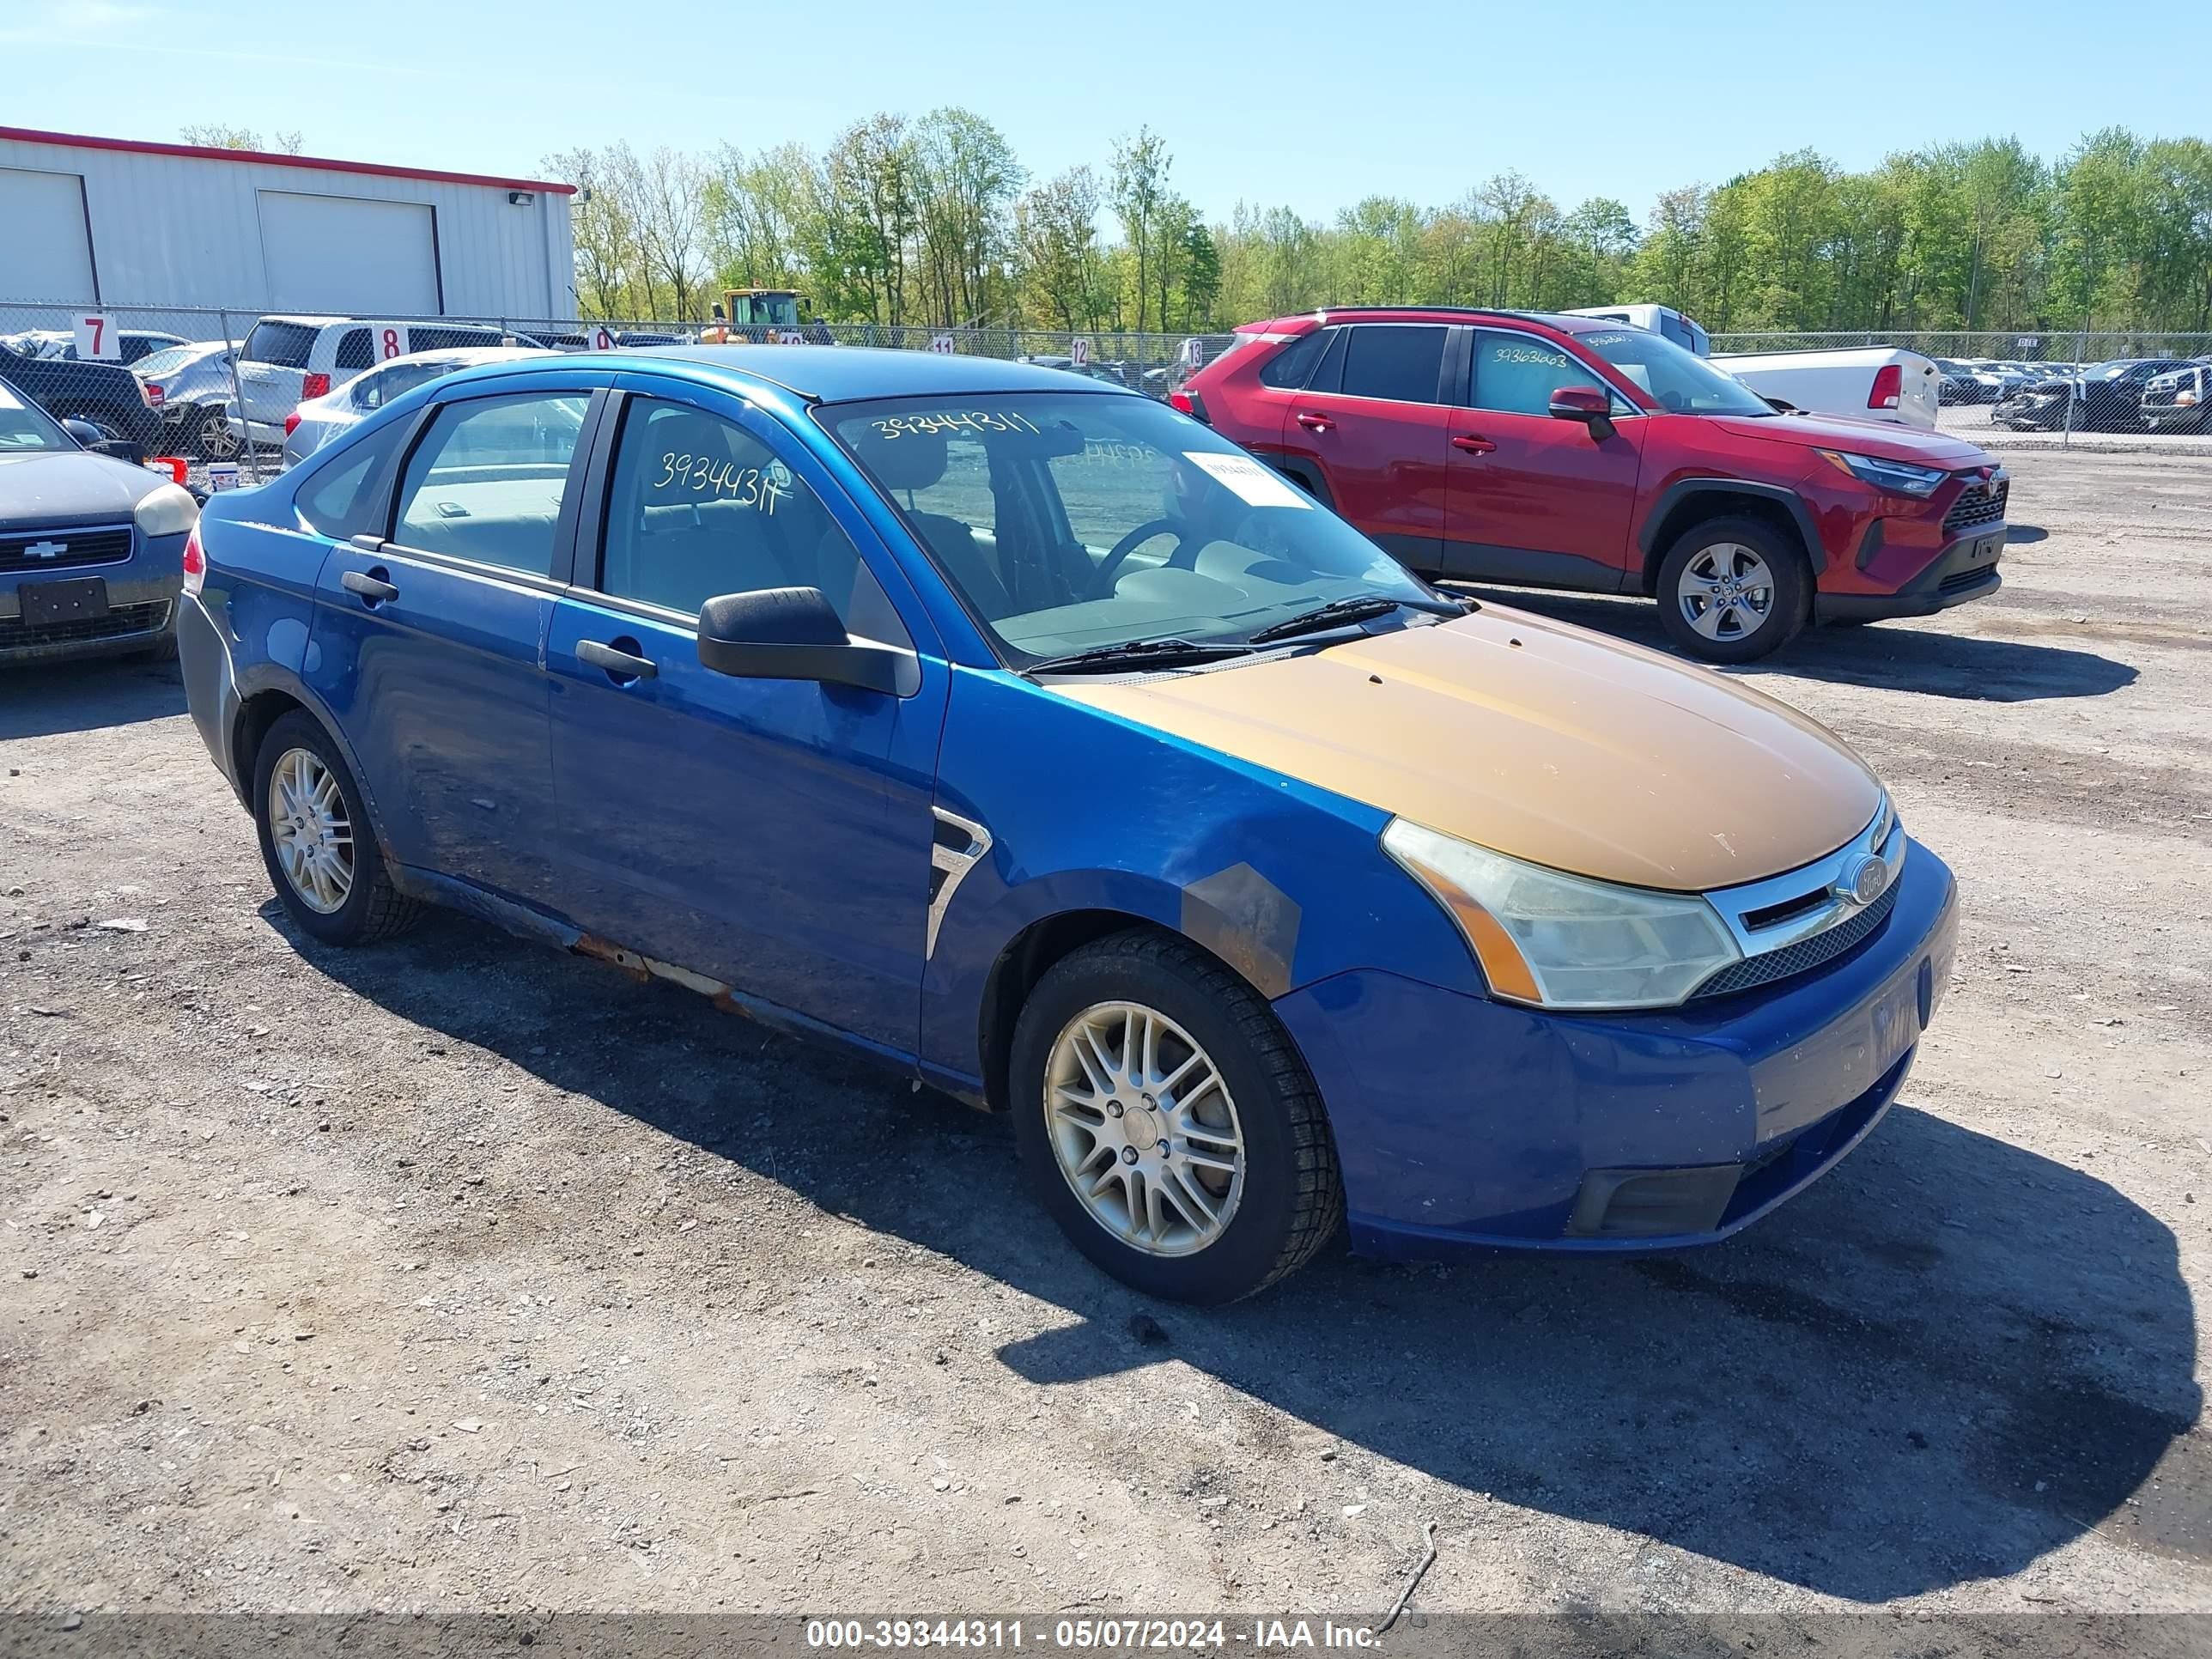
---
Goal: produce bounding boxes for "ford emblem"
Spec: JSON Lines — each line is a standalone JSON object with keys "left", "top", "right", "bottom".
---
{"left": 1837, "top": 854, "right": 1890, "bottom": 907}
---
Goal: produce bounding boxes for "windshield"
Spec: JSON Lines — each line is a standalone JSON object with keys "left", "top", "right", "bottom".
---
{"left": 1577, "top": 327, "right": 1777, "bottom": 416}
{"left": 0, "top": 381, "right": 75, "bottom": 453}
{"left": 825, "top": 392, "right": 1442, "bottom": 664}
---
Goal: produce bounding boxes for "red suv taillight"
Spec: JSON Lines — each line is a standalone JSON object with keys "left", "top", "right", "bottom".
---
{"left": 1170, "top": 388, "right": 1209, "bottom": 424}
{"left": 181, "top": 523, "right": 205, "bottom": 597}
{"left": 300, "top": 372, "right": 331, "bottom": 400}
{"left": 284, "top": 411, "right": 302, "bottom": 437}
{"left": 1869, "top": 364, "right": 1902, "bottom": 410}
{"left": 145, "top": 382, "right": 166, "bottom": 407}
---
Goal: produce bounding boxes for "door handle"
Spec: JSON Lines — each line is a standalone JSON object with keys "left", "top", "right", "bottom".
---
{"left": 576, "top": 638, "right": 658, "bottom": 682}
{"left": 342, "top": 568, "right": 398, "bottom": 605}
{"left": 1451, "top": 434, "right": 1498, "bottom": 455}
{"left": 1294, "top": 410, "right": 1335, "bottom": 432}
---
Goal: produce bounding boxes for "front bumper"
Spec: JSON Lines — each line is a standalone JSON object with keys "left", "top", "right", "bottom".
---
{"left": 1273, "top": 840, "right": 1958, "bottom": 1256}
{"left": 1817, "top": 528, "right": 2002, "bottom": 623}
{"left": 0, "top": 532, "right": 185, "bottom": 665}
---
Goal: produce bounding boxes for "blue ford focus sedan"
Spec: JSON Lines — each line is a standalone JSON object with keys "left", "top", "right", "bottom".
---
{"left": 177, "top": 347, "right": 1957, "bottom": 1302}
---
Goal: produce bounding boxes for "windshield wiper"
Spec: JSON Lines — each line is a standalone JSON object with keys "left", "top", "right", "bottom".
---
{"left": 1024, "top": 636, "right": 1255, "bottom": 676}
{"left": 1245, "top": 593, "right": 1459, "bottom": 646}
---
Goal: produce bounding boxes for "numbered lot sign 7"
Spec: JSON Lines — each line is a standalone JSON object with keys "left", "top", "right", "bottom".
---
{"left": 74, "top": 314, "right": 118, "bottom": 362}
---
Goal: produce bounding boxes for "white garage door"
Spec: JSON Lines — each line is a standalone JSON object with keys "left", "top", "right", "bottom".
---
{"left": 0, "top": 167, "right": 97, "bottom": 302}
{"left": 258, "top": 191, "right": 440, "bottom": 315}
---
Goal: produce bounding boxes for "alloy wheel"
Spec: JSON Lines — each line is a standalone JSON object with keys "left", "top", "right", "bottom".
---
{"left": 1044, "top": 1000, "right": 1245, "bottom": 1256}
{"left": 1679, "top": 541, "right": 1777, "bottom": 642}
{"left": 266, "top": 747, "right": 354, "bottom": 914}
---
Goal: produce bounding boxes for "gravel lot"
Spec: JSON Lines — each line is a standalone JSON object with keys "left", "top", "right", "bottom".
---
{"left": 2, "top": 449, "right": 2208, "bottom": 1638}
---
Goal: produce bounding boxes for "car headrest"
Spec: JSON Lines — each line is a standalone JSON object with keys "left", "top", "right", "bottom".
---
{"left": 864, "top": 428, "right": 948, "bottom": 493}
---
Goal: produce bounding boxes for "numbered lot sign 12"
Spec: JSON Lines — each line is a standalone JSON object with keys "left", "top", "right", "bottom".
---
{"left": 1070, "top": 337, "right": 1091, "bottom": 367}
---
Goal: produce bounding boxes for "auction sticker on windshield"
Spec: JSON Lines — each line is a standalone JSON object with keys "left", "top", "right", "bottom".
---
{"left": 1183, "top": 451, "right": 1312, "bottom": 509}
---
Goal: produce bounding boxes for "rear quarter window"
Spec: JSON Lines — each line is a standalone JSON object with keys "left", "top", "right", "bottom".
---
{"left": 244, "top": 320, "right": 317, "bottom": 368}
{"left": 295, "top": 421, "right": 407, "bottom": 541}
{"left": 334, "top": 329, "right": 374, "bottom": 373}
{"left": 1259, "top": 330, "right": 1332, "bottom": 390}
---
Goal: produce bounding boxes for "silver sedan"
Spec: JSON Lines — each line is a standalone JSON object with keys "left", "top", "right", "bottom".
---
{"left": 280, "top": 346, "right": 548, "bottom": 469}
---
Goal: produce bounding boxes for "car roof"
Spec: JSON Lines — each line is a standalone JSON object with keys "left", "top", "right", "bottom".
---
{"left": 1255, "top": 306, "right": 1620, "bottom": 336}
{"left": 611, "top": 343, "right": 1139, "bottom": 404}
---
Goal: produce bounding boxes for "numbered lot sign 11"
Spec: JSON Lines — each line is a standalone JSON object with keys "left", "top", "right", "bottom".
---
{"left": 73, "top": 314, "right": 118, "bottom": 361}
{"left": 929, "top": 334, "right": 956, "bottom": 355}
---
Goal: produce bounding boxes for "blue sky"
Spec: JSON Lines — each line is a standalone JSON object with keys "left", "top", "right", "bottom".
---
{"left": 8, "top": 0, "right": 2206, "bottom": 223}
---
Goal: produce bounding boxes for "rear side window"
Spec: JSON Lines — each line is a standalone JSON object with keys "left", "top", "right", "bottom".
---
{"left": 392, "top": 392, "right": 590, "bottom": 576}
{"left": 1259, "top": 330, "right": 1332, "bottom": 390}
{"left": 244, "top": 320, "right": 316, "bottom": 367}
{"left": 334, "top": 329, "right": 374, "bottom": 373}
{"left": 295, "top": 422, "right": 406, "bottom": 541}
{"left": 409, "top": 326, "right": 504, "bottom": 353}
{"left": 1340, "top": 325, "right": 1447, "bottom": 404}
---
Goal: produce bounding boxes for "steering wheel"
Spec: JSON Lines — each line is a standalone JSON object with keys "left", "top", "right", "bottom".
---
{"left": 1089, "top": 517, "right": 1190, "bottom": 598}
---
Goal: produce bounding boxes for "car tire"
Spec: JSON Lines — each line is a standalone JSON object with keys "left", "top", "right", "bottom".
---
{"left": 251, "top": 709, "right": 422, "bottom": 946}
{"left": 1008, "top": 929, "right": 1342, "bottom": 1304}
{"left": 1656, "top": 515, "right": 1810, "bottom": 664}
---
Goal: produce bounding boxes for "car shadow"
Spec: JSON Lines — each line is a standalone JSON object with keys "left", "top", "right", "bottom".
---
{"left": 2007, "top": 525, "right": 2050, "bottom": 545}
{"left": 1452, "top": 587, "right": 2138, "bottom": 703}
{"left": 292, "top": 908, "right": 2203, "bottom": 1603}
{"left": 0, "top": 654, "right": 184, "bottom": 739}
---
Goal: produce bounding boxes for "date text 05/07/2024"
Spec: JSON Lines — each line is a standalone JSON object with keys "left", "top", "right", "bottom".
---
{"left": 803, "top": 1618, "right": 1385, "bottom": 1650}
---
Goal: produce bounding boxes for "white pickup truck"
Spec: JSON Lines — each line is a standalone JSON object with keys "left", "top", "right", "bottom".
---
{"left": 1710, "top": 346, "right": 1944, "bottom": 430}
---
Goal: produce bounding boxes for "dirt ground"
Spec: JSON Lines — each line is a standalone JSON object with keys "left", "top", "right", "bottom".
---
{"left": 2, "top": 448, "right": 2208, "bottom": 1637}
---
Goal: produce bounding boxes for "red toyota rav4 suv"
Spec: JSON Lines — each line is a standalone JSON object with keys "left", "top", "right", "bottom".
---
{"left": 1180, "top": 307, "right": 2008, "bottom": 662}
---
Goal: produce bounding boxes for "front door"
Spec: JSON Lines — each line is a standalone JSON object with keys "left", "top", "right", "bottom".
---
{"left": 1443, "top": 327, "right": 1644, "bottom": 591}
{"left": 305, "top": 386, "right": 596, "bottom": 906}
{"left": 1274, "top": 322, "right": 1454, "bottom": 574}
{"left": 545, "top": 387, "right": 947, "bottom": 1057}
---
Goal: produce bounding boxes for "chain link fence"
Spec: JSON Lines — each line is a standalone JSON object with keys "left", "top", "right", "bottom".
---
{"left": 1712, "top": 329, "right": 2212, "bottom": 447}
{"left": 8, "top": 296, "right": 2208, "bottom": 494}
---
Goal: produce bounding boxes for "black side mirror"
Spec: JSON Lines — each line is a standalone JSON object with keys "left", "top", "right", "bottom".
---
{"left": 1547, "top": 384, "right": 1615, "bottom": 441}
{"left": 697, "top": 586, "right": 916, "bottom": 696}
{"left": 91, "top": 437, "right": 146, "bottom": 463}
{"left": 61, "top": 418, "right": 106, "bottom": 445}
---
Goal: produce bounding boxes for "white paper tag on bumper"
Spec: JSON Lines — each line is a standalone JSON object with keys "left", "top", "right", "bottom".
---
{"left": 1182, "top": 451, "right": 1313, "bottom": 509}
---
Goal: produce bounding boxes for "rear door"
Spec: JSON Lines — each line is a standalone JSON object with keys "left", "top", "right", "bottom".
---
{"left": 1274, "top": 323, "right": 1454, "bottom": 574}
{"left": 544, "top": 384, "right": 948, "bottom": 1054}
{"left": 1443, "top": 327, "right": 1644, "bottom": 591}
{"left": 305, "top": 381, "right": 601, "bottom": 907}
{"left": 236, "top": 319, "right": 317, "bottom": 433}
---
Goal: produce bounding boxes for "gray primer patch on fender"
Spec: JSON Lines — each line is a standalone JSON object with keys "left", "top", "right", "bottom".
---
{"left": 1181, "top": 862, "right": 1302, "bottom": 999}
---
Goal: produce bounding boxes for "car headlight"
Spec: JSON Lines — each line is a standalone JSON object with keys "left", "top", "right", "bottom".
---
{"left": 133, "top": 482, "right": 199, "bottom": 538}
{"left": 1382, "top": 820, "right": 1741, "bottom": 1012}
{"left": 1815, "top": 450, "right": 1950, "bottom": 498}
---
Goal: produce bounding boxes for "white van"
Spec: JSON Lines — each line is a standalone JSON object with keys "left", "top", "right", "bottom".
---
{"left": 1711, "top": 346, "right": 1943, "bottom": 430}
{"left": 229, "top": 315, "right": 511, "bottom": 447}
{"left": 1565, "top": 304, "right": 1711, "bottom": 357}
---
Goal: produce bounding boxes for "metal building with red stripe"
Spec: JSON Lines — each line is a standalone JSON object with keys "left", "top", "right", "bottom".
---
{"left": 0, "top": 126, "right": 577, "bottom": 322}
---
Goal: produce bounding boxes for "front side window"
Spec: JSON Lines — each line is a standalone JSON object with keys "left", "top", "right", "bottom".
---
{"left": 1578, "top": 327, "right": 1776, "bottom": 416}
{"left": 597, "top": 397, "right": 894, "bottom": 632}
{"left": 391, "top": 392, "right": 589, "bottom": 574}
{"left": 1470, "top": 330, "right": 1616, "bottom": 417}
{"left": 827, "top": 393, "right": 1439, "bottom": 664}
{"left": 1338, "top": 325, "right": 1448, "bottom": 404}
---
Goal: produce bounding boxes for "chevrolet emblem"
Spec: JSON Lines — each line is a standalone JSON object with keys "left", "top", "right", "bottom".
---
{"left": 24, "top": 540, "right": 67, "bottom": 560}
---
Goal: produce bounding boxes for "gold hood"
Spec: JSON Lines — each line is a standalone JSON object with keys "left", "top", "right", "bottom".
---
{"left": 1061, "top": 605, "right": 1884, "bottom": 893}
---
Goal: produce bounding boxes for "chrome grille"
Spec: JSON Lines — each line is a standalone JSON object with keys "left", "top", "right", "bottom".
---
{"left": 1695, "top": 880, "right": 1899, "bottom": 1000}
{"left": 0, "top": 524, "right": 134, "bottom": 573}
{"left": 1942, "top": 478, "right": 2008, "bottom": 535}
